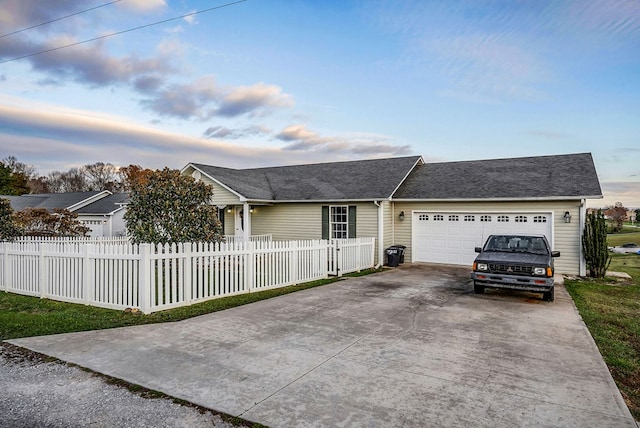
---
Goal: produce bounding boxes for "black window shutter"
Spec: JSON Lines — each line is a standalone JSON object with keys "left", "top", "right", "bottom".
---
{"left": 348, "top": 205, "right": 357, "bottom": 238}
{"left": 322, "top": 206, "right": 329, "bottom": 240}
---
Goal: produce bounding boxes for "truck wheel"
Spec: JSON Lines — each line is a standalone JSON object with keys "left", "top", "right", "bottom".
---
{"left": 474, "top": 282, "right": 485, "bottom": 294}
{"left": 543, "top": 288, "right": 554, "bottom": 302}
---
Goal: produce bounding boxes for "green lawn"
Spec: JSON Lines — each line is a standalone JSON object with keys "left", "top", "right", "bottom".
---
{"left": 608, "top": 231, "right": 640, "bottom": 248}
{"left": 0, "top": 269, "right": 380, "bottom": 341}
{"left": 565, "top": 243, "right": 640, "bottom": 419}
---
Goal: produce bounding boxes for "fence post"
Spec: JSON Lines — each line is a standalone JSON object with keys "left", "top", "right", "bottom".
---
{"left": 84, "top": 243, "right": 93, "bottom": 304}
{"left": 246, "top": 240, "right": 255, "bottom": 293}
{"left": 39, "top": 243, "right": 47, "bottom": 298}
{"left": 291, "top": 240, "right": 299, "bottom": 284}
{"left": 138, "top": 243, "right": 152, "bottom": 314}
{"left": 2, "top": 242, "right": 8, "bottom": 292}
{"left": 336, "top": 240, "right": 343, "bottom": 278}
{"left": 183, "top": 242, "right": 192, "bottom": 305}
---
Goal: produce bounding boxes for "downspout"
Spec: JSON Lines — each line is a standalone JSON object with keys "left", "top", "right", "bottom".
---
{"left": 579, "top": 199, "right": 586, "bottom": 276}
{"left": 374, "top": 201, "right": 383, "bottom": 268}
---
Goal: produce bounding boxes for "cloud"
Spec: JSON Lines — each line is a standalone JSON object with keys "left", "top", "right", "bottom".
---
{"left": 217, "top": 83, "right": 295, "bottom": 117}
{"left": 276, "top": 124, "right": 412, "bottom": 156}
{"left": 142, "top": 78, "right": 294, "bottom": 120}
{"left": 0, "top": 97, "right": 410, "bottom": 175}
{"left": 118, "top": 0, "right": 166, "bottom": 13}
{"left": 203, "top": 125, "right": 271, "bottom": 140}
{"left": 595, "top": 182, "right": 640, "bottom": 209}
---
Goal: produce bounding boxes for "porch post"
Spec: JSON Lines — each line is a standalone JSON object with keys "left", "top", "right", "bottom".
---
{"left": 243, "top": 201, "right": 251, "bottom": 241}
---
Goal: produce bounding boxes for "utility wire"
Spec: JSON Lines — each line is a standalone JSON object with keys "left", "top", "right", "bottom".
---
{"left": 0, "top": 0, "right": 247, "bottom": 65}
{"left": 0, "top": 0, "right": 122, "bottom": 39}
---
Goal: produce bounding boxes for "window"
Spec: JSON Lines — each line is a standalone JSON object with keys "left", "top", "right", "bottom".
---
{"left": 533, "top": 215, "right": 547, "bottom": 223}
{"left": 464, "top": 215, "right": 475, "bottom": 222}
{"left": 448, "top": 215, "right": 459, "bottom": 221}
{"left": 322, "top": 205, "right": 356, "bottom": 240}
{"left": 497, "top": 215, "right": 509, "bottom": 222}
{"left": 480, "top": 215, "right": 492, "bottom": 222}
{"left": 515, "top": 215, "right": 527, "bottom": 223}
{"left": 434, "top": 214, "right": 444, "bottom": 221}
{"left": 419, "top": 214, "right": 429, "bottom": 221}
{"left": 330, "top": 206, "right": 348, "bottom": 239}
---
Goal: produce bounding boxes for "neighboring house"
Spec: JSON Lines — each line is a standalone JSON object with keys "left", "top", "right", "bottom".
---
{"left": 1, "top": 191, "right": 128, "bottom": 237}
{"left": 182, "top": 152, "right": 602, "bottom": 275}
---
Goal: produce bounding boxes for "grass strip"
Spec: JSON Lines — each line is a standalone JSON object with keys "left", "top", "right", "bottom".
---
{"left": 0, "top": 268, "right": 382, "bottom": 341}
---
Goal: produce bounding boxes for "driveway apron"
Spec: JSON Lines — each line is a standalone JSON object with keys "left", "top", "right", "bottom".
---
{"left": 9, "top": 264, "right": 636, "bottom": 427}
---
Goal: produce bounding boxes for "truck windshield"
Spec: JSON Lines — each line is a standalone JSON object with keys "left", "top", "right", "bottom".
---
{"left": 485, "top": 236, "right": 548, "bottom": 255}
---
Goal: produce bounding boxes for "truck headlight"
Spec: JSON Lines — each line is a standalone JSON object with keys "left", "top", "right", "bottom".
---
{"left": 475, "top": 263, "right": 488, "bottom": 271}
{"left": 533, "top": 267, "right": 546, "bottom": 275}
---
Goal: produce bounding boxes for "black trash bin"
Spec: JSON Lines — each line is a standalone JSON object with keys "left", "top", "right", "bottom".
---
{"left": 391, "top": 245, "right": 406, "bottom": 263}
{"left": 385, "top": 247, "right": 400, "bottom": 267}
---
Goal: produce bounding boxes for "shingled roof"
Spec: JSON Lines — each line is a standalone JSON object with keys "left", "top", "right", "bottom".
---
{"left": 1, "top": 191, "right": 107, "bottom": 212}
{"left": 191, "top": 156, "right": 423, "bottom": 201}
{"left": 393, "top": 153, "right": 602, "bottom": 200}
{"left": 75, "top": 193, "right": 129, "bottom": 215}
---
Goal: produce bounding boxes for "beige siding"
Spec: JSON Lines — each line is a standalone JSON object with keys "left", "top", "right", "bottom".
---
{"left": 198, "top": 176, "right": 242, "bottom": 206}
{"left": 392, "top": 200, "right": 583, "bottom": 275}
{"left": 382, "top": 201, "right": 394, "bottom": 249}
{"left": 250, "top": 202, "right": 381, "bottom": 263}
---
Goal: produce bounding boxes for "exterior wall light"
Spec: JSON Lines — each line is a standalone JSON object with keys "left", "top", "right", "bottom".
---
{"left": 226, "top": 207, "right": 232, "bottom": 213}
{"left": 399, "top": 211, "right": 405, "bottom": 221}
{"left": 249, "top": 206, "right": 255, "bottom": 214}
{"left": 563, "top": 211, "right": 571, "bottom": 223}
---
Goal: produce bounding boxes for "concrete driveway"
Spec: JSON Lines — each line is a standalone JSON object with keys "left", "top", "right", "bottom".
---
{"left": 10, "top": 264, "right": 635, "bottom": 427}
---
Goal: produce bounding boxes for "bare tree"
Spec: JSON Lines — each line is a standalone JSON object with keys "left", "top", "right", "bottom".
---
{"left": 47, "top": 168, "right": 88, "bottom": 193}
{"left": 83, "top": 162, "right": 120, "bottom": 192}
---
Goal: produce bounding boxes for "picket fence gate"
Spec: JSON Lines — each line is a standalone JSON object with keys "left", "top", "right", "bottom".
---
{"left": 0, "top": 237, "right": 375, "bottom": 314}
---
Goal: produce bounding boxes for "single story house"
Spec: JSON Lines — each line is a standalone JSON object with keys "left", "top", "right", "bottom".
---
{"left": 1, "top": 191, "right": 128, "bottom": 237}
{"left": 182, "top": 152, "right": 602, "bottom": 275}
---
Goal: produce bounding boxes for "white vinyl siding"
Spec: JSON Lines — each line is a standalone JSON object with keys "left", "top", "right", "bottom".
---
{"left": 393, "top": 200, "right": 582, "bottom": 275}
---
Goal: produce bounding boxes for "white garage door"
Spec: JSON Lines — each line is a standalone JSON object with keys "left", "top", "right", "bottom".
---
{"left": 412, "top": 212, "right": 553, "bottom": 266}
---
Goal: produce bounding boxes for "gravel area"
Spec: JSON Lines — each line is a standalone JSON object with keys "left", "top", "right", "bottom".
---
{"left": 0, "top": 343, "right": 245, "bottom": 428}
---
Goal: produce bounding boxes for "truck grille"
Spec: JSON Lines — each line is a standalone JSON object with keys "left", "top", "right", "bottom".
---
{"left": 488, "top": 264, "right": 533, "bottom": 275}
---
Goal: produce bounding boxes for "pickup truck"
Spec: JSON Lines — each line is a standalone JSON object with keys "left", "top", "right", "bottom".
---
{"left": 470, "top": 234, "right": 560, "bottom": 302}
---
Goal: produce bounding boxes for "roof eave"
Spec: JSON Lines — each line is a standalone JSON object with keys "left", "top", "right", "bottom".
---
{"left": 391, "top": 195, "right": 604, "bottom": 202}
{"left": 183, "top": 164, "right": 247, "bottom": 200}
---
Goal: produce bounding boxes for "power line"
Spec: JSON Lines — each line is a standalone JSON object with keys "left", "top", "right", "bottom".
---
{"left": 0, "top": 0, "right": 247, "bottom": 65}
{"left": 0, "top": 0, "right": 122, "bottom": 39}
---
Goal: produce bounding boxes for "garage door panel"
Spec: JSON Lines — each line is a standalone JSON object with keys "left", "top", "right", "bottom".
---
{"left": 412, "top": 212, "right": 552, "bottom": 266}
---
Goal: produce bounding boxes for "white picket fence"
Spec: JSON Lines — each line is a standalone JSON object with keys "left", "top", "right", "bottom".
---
{"left": 0, "top": 237, "right": 375, "bottom": 314}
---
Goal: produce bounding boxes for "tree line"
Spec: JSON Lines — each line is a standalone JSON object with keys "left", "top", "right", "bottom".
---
{"left": 0, "top": 156, "right": 153, "bottom": 195}
{"left": 1, "top": 157, "right": 223, "bottom": 244}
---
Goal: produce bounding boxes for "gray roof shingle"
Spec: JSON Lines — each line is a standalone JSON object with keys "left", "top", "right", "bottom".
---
{"left": 75, "top": 193, "right": 129, "bottom": 214}
{"left": 0, "top": 191, "right": 105, "bottom": 211}
{"left": 393, "top": 153, "right": 602, "bottom": 200}
{"left": 192, "top": 156, "right": 423, "bottom": 201}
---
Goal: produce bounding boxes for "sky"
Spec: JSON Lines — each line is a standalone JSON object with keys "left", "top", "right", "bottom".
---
{"left": 0, "top": 0, "right": 639, "bottom": 208}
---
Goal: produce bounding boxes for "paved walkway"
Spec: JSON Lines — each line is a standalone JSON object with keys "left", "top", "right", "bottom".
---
{"left": 10, "top": 264, "right": 636, "bottom": 427}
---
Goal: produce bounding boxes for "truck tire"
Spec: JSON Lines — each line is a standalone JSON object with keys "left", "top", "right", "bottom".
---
{"left": 543, "top": 288, "right": 554, "bottom": 302}
{"left": 473, "top": 282, "right": 485, "bottom": 294}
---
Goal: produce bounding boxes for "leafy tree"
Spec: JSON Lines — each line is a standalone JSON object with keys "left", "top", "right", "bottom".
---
{"left": 118, "top": 164, "right": 153, "bottom": 192}
{"left": 124, "top": 168, "right": 223, "bottom": 244}
{"left": 0, "top": 198, "right": 21, "bottom": 240}
{"left": 0, "top": 162, "right": 30, "bottom": 195}
{"left": 582, "top": 210, "right": 611, "bottom": 278}
{"left": 13, "top": 208, "right": 90, "bottom": 237}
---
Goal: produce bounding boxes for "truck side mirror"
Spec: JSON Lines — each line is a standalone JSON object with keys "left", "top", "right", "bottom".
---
{"left": 475, "top": 247, "right": 482, "bottom": 253}
{"left": 551, "top": 251, "right": 560, "bottom": 257}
